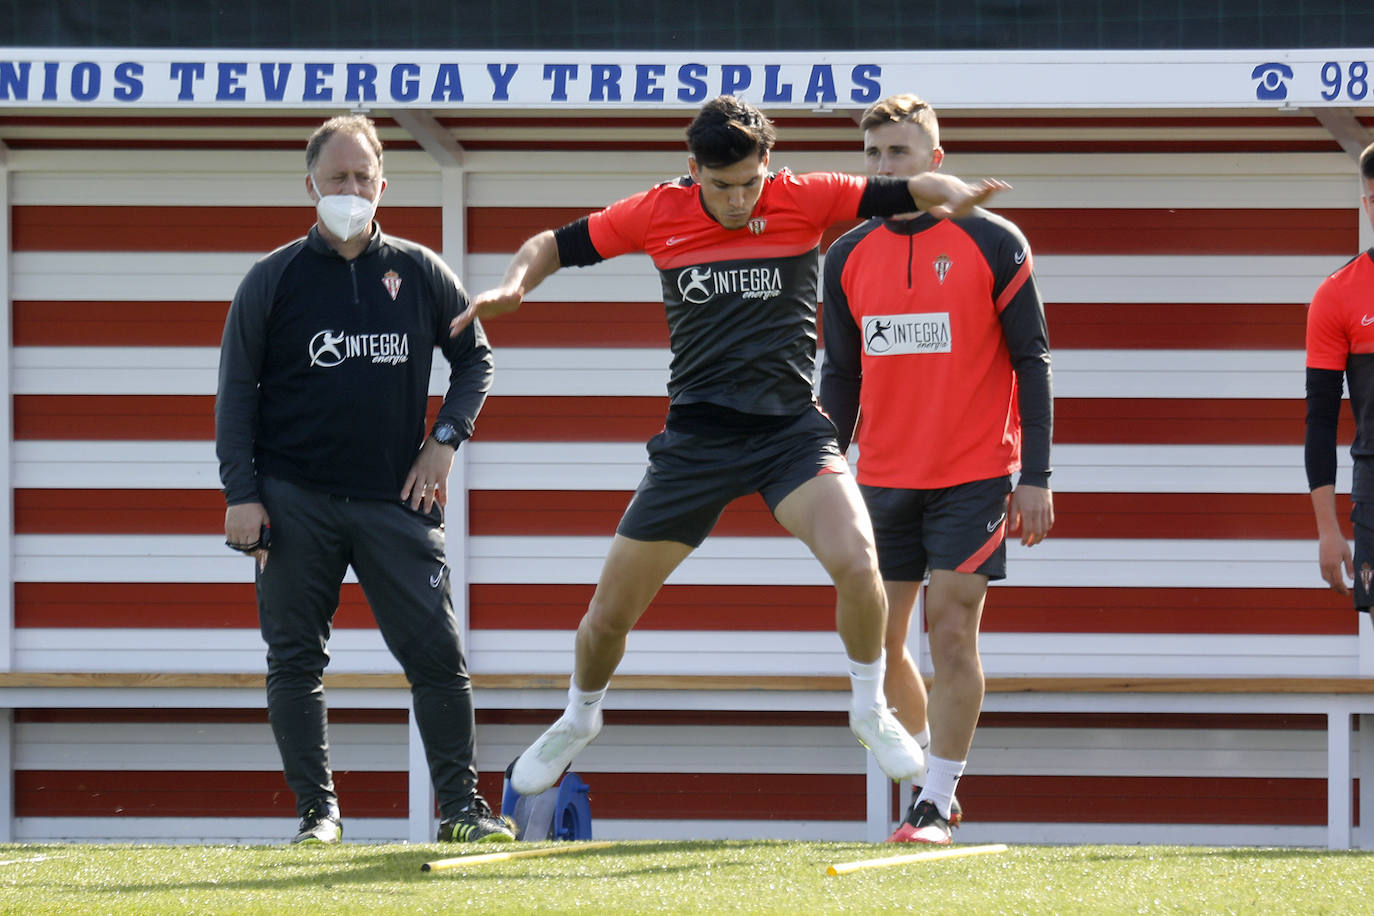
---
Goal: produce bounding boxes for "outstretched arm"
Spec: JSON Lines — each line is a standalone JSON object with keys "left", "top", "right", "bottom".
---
{"left": 450, "top": 229, "right": 562, "bottom": 336}
{"left": 907, "top": 172, "right": 1010, "bottom": 219}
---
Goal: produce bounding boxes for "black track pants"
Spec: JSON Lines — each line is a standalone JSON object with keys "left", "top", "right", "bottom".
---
{"left": 256, "top": 476, "right": 481, "bottom": 819}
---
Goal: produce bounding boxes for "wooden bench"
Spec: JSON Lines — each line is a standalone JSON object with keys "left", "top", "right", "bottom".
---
{"left": 2, "top": 672, "right": 1372, "bottom": 847}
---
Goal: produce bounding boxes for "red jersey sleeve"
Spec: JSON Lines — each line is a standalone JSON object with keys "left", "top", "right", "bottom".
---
{"left": 586, "top": 188, "right": 657, "bottom": 260}
{"left": 1306, "top": 275, "right": 1350, "bottom": 371}
{"left": 782, "top": 171, "right": 869, "bottom": 228}
{"left": 584, "top": 171, "right": 866, "bottom": 266}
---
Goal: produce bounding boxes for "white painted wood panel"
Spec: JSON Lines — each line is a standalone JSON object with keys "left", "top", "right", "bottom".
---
{"left": 14, "top": 719, "right": 1331, "bottom": 779}
{"left": 12, "top": 440, "right": 1332, "bottom": 495}
{"left": 15, "top": 721, "right": 406, "bottom": 770}
{"left": 14, "top": 442, "right": 223, "bottom": 490}
{"left": 459, "top": 150, "right": 1358, "bottom": 209}
{"left": 10, "top": 345, "right": 1309, "bottom": 400}
{"left": 10, "top": 623, "right": 1352, "bottom": 678}
{"left": 970, "top": 725, "right": 1330, "bottom": 779}
{"left": 11, "top": 628, "right": 394, "bottom": 673}
{"left": 9, "top": 251, "right": 1343, "bottom": 304}
{"left": 9, "top": 149, "right": 443, "bottom": 205}
{"left": 463, "top": 253, "right": 1339, "bottom": 305}
{"left": 468, "top": 630, "right": 1354, "bottom": 678}
{"left": 466, "top": 442, "right": 1333, "bottom": 495}
{"left": 10, "top": 816, "right": 409, "bottom": 844}
{"left": 10, "top": 533, "right": 1326, "bottom": 589}
{"left": 11, "top": 147, "right": 1357, "bottom": 212}
{"left": 466, "top": 535, "right": 1321, "bottom": 589}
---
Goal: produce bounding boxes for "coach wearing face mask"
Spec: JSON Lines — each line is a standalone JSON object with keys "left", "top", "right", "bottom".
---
{"left": 215, "top": 114, "right": 511, "bottom": 846}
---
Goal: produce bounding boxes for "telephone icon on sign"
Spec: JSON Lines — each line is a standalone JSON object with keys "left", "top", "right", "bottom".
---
{"left": 1251, "top": 62, "right": 1294, "bottom": 101}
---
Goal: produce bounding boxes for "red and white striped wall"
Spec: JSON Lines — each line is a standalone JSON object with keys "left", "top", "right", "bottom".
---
{"left": 1, "top": 109, "right": 1370, "bottom": 843}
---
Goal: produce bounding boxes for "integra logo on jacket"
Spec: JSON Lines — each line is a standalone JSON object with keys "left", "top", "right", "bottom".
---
{"left": 308, "top": 329, "right": 411, "bottom": 367}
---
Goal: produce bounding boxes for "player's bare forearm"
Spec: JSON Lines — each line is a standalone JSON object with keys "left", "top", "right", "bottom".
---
{"left": 1311, "top": 484, "right": 1353, "bottom": 593}
{"left": 450, "top": 230, "right": 562, "bottom": 336}
{"left": 1310, "top": 485, "right": 1343, "bottom": 538}
{"left": 1010, "top": 484, "right": 1054, "bottom": 547}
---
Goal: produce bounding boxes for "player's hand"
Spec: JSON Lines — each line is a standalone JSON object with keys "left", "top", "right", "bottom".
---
{"left": 450, "top": 285, "right": 524, "bottom": 337}
{"left": 1317, "top": 529, "right": 1353, "bottom": 595}
{"left": 1009, "top": 484, "right": 1054, "bottom": 547}
{"left": 911, "top": 173, "right": 1010, "bottom": 220}
{"left": 225, "top": 501, "right": 271, "bottom": 572}
{"left": 402, "top": 437, "right": 457, "bottom": 512}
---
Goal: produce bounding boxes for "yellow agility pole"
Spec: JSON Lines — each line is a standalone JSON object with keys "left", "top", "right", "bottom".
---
{"left": 422, "top": 840, "right": 616, "bottom": 872}
{"left": 827, "top": 843, "right": 1009, "bottom": 876}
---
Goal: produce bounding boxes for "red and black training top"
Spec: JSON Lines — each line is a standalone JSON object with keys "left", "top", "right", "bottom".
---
{"left": 553, "top": 169, "right": 915, "bottom": 420}
{"left": 1305, "top": 250, "right": 1374, "bottom": 499}
{"left": 819, "top": 210, "right": 1052, "bottom": 490}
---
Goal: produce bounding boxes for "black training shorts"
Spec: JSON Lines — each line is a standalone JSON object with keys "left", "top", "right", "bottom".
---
{"left": 860, "top": 475, "right": 1014, "bottom": 582}
{"left": 616, "top": 406, "right": 848, "bottom": 547}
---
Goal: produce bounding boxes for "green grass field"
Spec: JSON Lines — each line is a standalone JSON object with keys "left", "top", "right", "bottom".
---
{"left": 1, "top": 840, "right": 1370, "bottom": 915}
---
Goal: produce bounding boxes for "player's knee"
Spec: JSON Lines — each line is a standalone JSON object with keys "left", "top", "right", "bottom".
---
{"left": 824, "top": 544, "right": 882, "bottom": 595}
{"left": 927, "top": 620, "right": 981, "bottom": 668}
{"left": 579, "top": 600, "right": 638, "bottom": 643}
{"left": 929, "top": 611, "right": 978, "bottom": 642}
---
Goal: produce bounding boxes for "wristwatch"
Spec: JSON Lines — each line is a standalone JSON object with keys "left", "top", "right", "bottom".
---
{"left": 430, "top": 422, "right": 462, "bottom": 447}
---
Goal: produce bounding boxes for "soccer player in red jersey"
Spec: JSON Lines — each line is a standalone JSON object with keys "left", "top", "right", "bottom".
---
{"left": 1306, "top": 141, "right": 1374, "bottom": 611}
{"left": 819, "top": 94, "right": 1054, "bottom": 844}
{"left": 452, "top": 96, "right": 1008, "bottom": 800}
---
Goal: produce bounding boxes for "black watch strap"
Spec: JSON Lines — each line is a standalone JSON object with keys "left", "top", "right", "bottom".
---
{"left": 430, "top": 422, "right": 462, "bottom": 447}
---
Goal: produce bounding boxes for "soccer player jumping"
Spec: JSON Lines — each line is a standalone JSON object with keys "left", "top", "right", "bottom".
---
{"left": 452, "top": 96, "right": 1008, "bottom": 799}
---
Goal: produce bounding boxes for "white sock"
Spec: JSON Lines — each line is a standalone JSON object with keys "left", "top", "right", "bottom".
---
{"left": 916, "top": 755, "right": 966, "bottom": 820}
{"left": 909, "top": 729, "right": 931, "bottom": 789}
{"left": 913, "top": 728, "right": 931, "bottom": 754}
{"left": 847, "top": 652, "right": 886, "bottom": 715}
{"left": 565, "top": 679, "right": 605, "bottom": 734}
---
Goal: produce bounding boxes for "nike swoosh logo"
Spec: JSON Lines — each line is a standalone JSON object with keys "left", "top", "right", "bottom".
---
{"left": 429, "top": 569, "right": 445, "bottom": 588}
{"left": 1014, "top": 249, "right": 1027, "bottom": 265}
{"left": 987, "top": 514, "right": 1007, "bottom": 533}
{"left": 666, "top": 236, "right": 689, "bottom": 247}
{"left": 1362, "top": 314, "right": 1374, "bottom": 326}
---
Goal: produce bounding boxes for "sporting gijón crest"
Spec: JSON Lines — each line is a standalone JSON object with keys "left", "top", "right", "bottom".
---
{"left": 382, "top": 270, "right": 402, "bottom": 300}
{"left": 933, "top": 254, "right": 952, "bottom": 284}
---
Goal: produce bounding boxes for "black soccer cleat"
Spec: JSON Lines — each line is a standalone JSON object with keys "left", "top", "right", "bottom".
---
{"left": 291, "top": 803, "right": 343, "bottom": 845}
{"left": 887, "top": 799, "right": 954, "bottom": 845}
{"left": 438, "top": 797, "right": 517, "bottom": 843}
{"left": 903, "top": 787, "right": 962, "bottom": 826}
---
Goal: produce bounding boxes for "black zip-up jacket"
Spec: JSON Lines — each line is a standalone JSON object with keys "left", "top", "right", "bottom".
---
{"left": 216, "top": 224, "right": 493, "bottom": 504}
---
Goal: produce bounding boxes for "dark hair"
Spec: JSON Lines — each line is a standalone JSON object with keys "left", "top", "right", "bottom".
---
{"left": 306, "top": 114, "right": 384, "bottom": 173}
{"left": 685, "top": 96, "right": 776, "bottom": 168}
{"left": 860, "top": 94, "right": 940, "bottom": 149}
{"left": 1362, "top": 141, "right": 1374, "bottom": 182}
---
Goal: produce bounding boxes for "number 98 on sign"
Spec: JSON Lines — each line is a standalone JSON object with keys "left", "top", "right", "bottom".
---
{"left": 1321, "top": 61, "right": 1369, "bottom": 101}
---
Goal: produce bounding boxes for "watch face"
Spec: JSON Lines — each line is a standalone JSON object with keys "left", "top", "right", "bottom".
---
{"left": 433, "top": 424, "right": 460, "bottom": 446}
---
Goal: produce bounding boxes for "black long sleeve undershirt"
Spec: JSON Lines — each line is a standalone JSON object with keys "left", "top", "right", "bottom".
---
{"left": 1306, "top": 366, "right": 1345, "bottom": 490}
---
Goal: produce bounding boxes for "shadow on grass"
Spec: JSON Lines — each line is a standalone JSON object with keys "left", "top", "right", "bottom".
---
{"left": 1074, "top": 845, "right": 1366, "bottom": 865}
{"left": 85, "top": 840, "right": 748, "bottom": 896}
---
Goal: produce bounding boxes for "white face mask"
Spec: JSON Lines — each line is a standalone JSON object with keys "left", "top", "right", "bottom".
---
{"left": 311, "top": 177, "right": 379, "bottom": 242}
